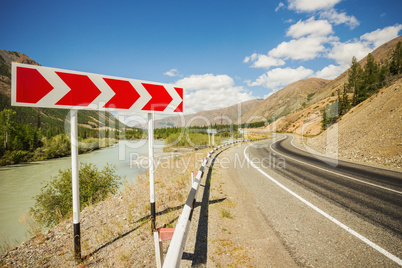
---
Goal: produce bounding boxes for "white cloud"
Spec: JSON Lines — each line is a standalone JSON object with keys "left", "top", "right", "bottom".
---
{"left": 275, "top": 2, "right": 285, "bottom": 12}
{"left": 175, "top": 73, "right": 234, "bottom": 91}
{"left": 164, "top": 69, "right": 179, "bottom": 77}
{"left": 315, "top": 64, "right": 347, "bottom": 79}
{"left": 319, "top": 9, "right": 359, "bottom": 29}
{"left": 244, "top": 53, "right": 285, "bottom": 69}
{"left": 246, "top": 66, "right": 314, "bottom": 89}
{"left": 175, "top": 74, "right": 255, "bottom": 114}
{"left": 360, "top": 24, "right": 402, "bottom": 49}
{"left": 286, "top": 17, "right": 333, "bottom": 38}
{"left": 323, "top": 25, "right": 402, "bottom": 70}
{"left": 328, "top": 40, "right": 372, "bottom": 66}
{"left": 268, "top": 35, "right": 332, "bottom": 60}
{"left": 288, "top": 0, "right": 341, "bottom": 12}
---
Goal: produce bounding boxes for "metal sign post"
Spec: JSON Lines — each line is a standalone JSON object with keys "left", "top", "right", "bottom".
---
{"left": 148, "top": 112, "right": 156, "bottom": 231}
{"left": 70, "top": 109, "right": 81, "bottom": 261}
{"left": 148, "top": 112, "right": 163, "bottom": 267}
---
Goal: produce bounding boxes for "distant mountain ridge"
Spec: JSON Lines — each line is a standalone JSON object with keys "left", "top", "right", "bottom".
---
{"left": 155, "top": 36, "right": 402, "bottom": 130}
{"left": 146, "top": 99, "right": 262, "bottom": 128}
{"left": 240, "top": 78, "right": 330, "bottom": 123}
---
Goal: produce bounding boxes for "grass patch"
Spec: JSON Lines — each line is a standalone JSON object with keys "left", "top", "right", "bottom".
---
{"left": 221, "top": 209, "right": 233, "bottom": 219}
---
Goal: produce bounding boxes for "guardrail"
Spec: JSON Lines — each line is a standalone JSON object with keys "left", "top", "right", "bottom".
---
{"left": 162, "top": 140, "right": 242, "bottom": 267}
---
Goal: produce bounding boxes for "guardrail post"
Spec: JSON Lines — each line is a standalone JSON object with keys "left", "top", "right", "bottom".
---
{"left": 154, "top": 232, "right": 163, "bottom": 268}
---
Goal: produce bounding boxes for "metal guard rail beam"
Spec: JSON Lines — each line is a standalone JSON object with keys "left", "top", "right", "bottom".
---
{"left": 163, "top": 140, "right": 244, "bottom": 267}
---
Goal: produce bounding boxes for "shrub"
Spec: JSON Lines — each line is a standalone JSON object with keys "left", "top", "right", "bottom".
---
{"left": 30, "top": 163, "right": 121, "bottom": 227}
{"left": 41, "top": 134, "right": 70, "bottom": 159}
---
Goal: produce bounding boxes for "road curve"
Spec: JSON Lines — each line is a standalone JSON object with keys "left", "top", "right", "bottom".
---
{"left": 263, "top": 135, "right": 402, "bottom": 237}
{"left": 225, "top": 136, "right": 402, "bottom": 266}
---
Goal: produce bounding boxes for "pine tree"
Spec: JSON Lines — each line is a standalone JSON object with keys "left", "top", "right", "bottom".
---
{"left": 342, "top": 86, "right": 349, "bottom": 115}
{"left": 338, "top": 84, "right": 350, "bottom": 116}
{"left": 348, "top": 56, "right": 363, "bottom": 106}
{"left": 390, "top": 41, "right": 402, "bottom": 75}
{"left": 363, "top": 53, "right": 379, "bottom": 98}
{"left": 378, "top": 59, "right": 390, "bottom": 87}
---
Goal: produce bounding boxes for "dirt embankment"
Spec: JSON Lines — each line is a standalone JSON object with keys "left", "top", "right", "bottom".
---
{"left": 306, "top": 78, "right": 402, "bottom": 170}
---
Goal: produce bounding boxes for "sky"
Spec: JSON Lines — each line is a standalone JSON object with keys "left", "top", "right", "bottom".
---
{"left": 1, "top": 0, "right": 401, "bottom": 124}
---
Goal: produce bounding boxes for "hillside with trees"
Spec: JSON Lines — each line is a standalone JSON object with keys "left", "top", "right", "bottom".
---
{"left": 255, "top": 36, "right": 402, "bottom": 169}
{"left": 321, "top": 40, "right": 401, "bottom": 129}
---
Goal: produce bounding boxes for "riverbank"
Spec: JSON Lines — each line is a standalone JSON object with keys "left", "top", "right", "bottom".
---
{"left": 0, "top": 136, "right": 118, "bottom": 167}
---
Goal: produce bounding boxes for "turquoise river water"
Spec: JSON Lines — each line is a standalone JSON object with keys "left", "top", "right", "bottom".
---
{"left": 0, "top": 139, "right": 165, "bottom": 251}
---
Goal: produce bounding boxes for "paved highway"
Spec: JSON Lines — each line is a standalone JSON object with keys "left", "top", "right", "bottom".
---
{"left": 224, "top": 135, "right": 402, "bottom": 266}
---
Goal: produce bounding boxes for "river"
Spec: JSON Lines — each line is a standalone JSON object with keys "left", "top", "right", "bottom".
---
{"left": 0, "top": 139, "right": 165, "bottom": 251}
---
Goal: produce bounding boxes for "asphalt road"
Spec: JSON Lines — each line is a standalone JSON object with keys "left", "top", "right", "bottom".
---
{"left": 224, "top": 135, "right": 402, "bottom": 267}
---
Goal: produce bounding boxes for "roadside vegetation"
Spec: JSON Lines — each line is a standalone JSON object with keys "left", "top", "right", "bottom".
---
{"left": 162, "top": 121, "right": 266, "bottom": 149}
{"left": 0, "top": 109, "right": 122, "bottom": 166}
{"left": 322, "top": 41, "right": 402, "bottom": 129}
{"left": 30, "top": 163, "right": 121, "bottom": 227}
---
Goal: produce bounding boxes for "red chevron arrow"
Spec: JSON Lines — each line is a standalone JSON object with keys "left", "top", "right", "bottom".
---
{"left": 103, "top": 78, "right": 140, "bottom": 109}
{"left": 141, "top": 83, "right": 173, "bottom": 111}
{"left": 174, "top": 87, "right": 183, "bottom": 112}
{"left": 55, "top": 72, "right": 101, "bottom": 106}
{"left": 16, "top": 67, "right": 54, "bottom": 103}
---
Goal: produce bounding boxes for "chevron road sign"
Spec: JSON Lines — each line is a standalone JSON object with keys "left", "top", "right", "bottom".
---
{"left": 11, "top": 62, "right": 184, "bottom": 113}
{"left": 11, "top": 62, "right": 184, "bottom": 262}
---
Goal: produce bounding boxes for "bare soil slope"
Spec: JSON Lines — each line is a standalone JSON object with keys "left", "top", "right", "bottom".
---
{"left": 307, "top": 78, "right": 402, "bottom": 169}
{"left": 241, "top": 78, "right": 330, "bottom": 123}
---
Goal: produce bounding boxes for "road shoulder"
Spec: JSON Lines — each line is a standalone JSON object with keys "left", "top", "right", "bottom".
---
{"left": 205, "top": 144, "right": 298, "bottom": 267}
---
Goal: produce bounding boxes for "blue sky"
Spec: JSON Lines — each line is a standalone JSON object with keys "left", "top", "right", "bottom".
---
{"left": 1, "top": 0, "right": 401, "bottom": 117}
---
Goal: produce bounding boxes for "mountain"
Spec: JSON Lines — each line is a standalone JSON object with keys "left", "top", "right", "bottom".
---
{"left": 0, "top": 50, "right": 124, "bottom": 133}
{"left": 306, "top": 35, "right": 402, "bottom": 104}
{"left": 143, "top": 99, "right": 261, "bottom": 128}
{"left": 255, "top": 35, "right": 402, "bottom": 169}
{"left": 240, "top": 78, "right": 330, "bottom": 123}
{"left": 262, "top": 35, "right": 402, "bottom": 136}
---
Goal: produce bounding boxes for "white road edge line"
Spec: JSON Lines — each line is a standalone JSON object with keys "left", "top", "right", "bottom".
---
{"left": 271, "top": 135, "right": 402, "bottom": 195}
{"left": 244, "top": 144, "right": 402, "bottom": 265}
{"left": 290, "top": 134, "right": 402, "bottom": 175}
